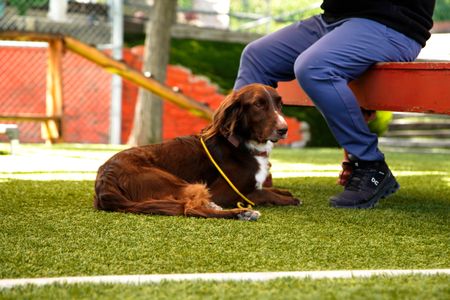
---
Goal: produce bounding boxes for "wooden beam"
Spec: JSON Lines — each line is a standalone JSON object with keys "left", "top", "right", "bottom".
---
{"left": 171, "top": 24, "right": 261, "bottom": 44}
{"left": 123, "top": 20, "right": 262, "bottom": 44}
{"left": 0, "top": 115, "right": 60, "bottom": 122}
{"left": 62, "top": 35, "right": 213, "bottom": 121}
{"left": 0, "top": 31, "right": 58, "bottom": 43}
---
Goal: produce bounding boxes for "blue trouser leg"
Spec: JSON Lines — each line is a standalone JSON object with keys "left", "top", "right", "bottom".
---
{"left": 234, "top": 15, "right": 326, "bottom": 89}
{"left": 234, "top": 15, "right": 421, "bottom": 161}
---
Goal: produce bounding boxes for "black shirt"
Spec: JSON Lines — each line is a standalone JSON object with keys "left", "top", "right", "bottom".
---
{"left": 321, "top": 0, "right": 436, "bottom": 46}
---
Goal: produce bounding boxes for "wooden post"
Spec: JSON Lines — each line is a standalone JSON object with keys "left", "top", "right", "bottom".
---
{"left": 42, "top": 38, "right": 63, "bottom": 143}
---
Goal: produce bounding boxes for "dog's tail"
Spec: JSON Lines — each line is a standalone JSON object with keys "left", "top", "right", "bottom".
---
{"left": 94, "top": 182, "right": 259, "bottom": 220}
{"left": 94, "top": 181, "right": 213, "bottom": 217}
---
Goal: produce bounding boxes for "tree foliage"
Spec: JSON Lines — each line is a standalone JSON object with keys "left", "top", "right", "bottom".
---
{"left": 434, "top": 0, "right": 450, "bottom": 21}
{"left": 10, "top": 0, "right": 48, "bottom": 15}
{"left": 178, "top": 0, "right": 450, "bottom": 22}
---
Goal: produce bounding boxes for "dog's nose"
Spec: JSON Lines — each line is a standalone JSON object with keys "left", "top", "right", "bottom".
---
{"left": 277, "top": 128, "right": 288, "bottom": 136}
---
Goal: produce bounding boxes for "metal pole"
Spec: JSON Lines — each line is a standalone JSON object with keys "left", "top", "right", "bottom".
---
{"left": 109, "top": 0, "right": 123, "bottom": 144}
{"left": 48, "top": 0, "right": 68, "bottom": 22}
{"left": 265, "top": 0, "right": 271, "bottom": 33}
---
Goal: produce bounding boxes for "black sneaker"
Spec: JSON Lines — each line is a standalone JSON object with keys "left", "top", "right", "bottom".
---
{"left": 330, "top": 160, "right": 400, "bottom": 209}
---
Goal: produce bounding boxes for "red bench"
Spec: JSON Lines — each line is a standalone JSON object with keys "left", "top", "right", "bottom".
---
{"left": 277, "top": 62, "right": 450, "bottom": 115}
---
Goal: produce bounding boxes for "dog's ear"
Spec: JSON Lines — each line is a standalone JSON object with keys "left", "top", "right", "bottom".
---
{"left": 215, "top": 92, "right": 243, "bottom": 137}
{"left": 202, "top": 91, "right": 243, "bottom": 140}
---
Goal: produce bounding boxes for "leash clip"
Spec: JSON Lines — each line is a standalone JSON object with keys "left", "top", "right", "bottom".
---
{"left": 237, "top": 202, "right": 253, "bottom": 210}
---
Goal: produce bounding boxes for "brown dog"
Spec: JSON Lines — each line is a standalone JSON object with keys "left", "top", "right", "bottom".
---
{"left": 94, "top": 83, "right": 300, "bottom": 221}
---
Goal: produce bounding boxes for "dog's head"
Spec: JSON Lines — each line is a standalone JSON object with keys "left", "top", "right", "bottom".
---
{"left": 203, "top": 83, "right": 288, "bottom": 145}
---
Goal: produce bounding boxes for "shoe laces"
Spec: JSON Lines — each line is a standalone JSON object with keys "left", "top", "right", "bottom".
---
{"left": 345, "top": 163, "right": 379, "bottom": 192}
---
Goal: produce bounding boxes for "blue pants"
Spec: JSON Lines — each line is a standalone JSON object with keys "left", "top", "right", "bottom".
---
{"left": 234, "top": 15, "right": 421, "bottom": 161}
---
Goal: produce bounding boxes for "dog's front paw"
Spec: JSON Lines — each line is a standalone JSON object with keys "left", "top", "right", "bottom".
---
{"left": 270, "top": 188, "right": 296, "bottom": 198}
{"left": 237, "top": 210, "right": 261, "bottom": 221}
{"left": 273, "top": 197, "right": 302, "bottom": 206}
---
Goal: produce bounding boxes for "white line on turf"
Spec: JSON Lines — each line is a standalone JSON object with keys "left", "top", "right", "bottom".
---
{"left": 1, "top": 269, "right": 449, "bottom": 289}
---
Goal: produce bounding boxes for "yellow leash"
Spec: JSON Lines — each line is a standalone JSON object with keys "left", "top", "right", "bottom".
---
{"left": 200, "top": 136, "right": 255, "bottom": 209}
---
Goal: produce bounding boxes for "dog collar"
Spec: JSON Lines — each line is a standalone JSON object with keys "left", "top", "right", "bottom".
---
{"left": 227, "top": 135, "right": 240, "bottom": 148}
{"left": 245, "top": 140, "right": 273, "bottom": 158}
{"left": 228, "top": 135, "right": 269, "bottom": 157}
{"left": 249, "top": 149, "right": 268, "bottom": 157}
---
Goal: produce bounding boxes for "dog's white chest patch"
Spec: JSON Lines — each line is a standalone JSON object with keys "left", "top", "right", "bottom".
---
{"left": 254, "top": 155, "right": 270, "bottom": 189}
{"left": 246, "top": 141, "right": 273, "bottom": 190}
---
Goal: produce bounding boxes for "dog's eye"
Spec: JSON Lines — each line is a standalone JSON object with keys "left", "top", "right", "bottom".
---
{"left": 274, "top": 97, "right": 283, "bottom": 110}
{"left": 255, "top": 98, "right": 266, "bottom": 108}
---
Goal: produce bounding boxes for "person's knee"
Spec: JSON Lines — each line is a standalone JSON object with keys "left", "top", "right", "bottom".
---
{"left": 294, "top": 55, "right": 322, "bottom": 93}
{"left": 294, "top": 56, "right": 324, "bottom": 94}
{"left": 294, "top": 54, "right": 342, "bottom": 94}
{"left": 234, "top": 42, "right": 267, "bottom": 89}
{"left": 240, "top": 41, "right": 262, "bottom": 65}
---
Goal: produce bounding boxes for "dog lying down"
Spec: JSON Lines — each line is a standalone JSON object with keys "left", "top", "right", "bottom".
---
{"left": 94, "top": 83, "right": 301, "bottom": 221}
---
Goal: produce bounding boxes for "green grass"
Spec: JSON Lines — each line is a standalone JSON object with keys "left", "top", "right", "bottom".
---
{"left": 0, "top": 144, "right": 449, "bottom": 299}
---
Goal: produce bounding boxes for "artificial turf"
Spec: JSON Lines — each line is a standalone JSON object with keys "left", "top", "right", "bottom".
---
{"left": 0, "top": 144, "right": 449, "bottom": 298}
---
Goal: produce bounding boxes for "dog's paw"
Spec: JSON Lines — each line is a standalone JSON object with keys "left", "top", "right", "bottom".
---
{"left": 271, "top": 197, "right": 302, "bottom": 206}
{"left": 237, "top": 210, "right": 261, "bottom": 221}
{"left": 273, "top": 188, "right": 294, "bottom": 197}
